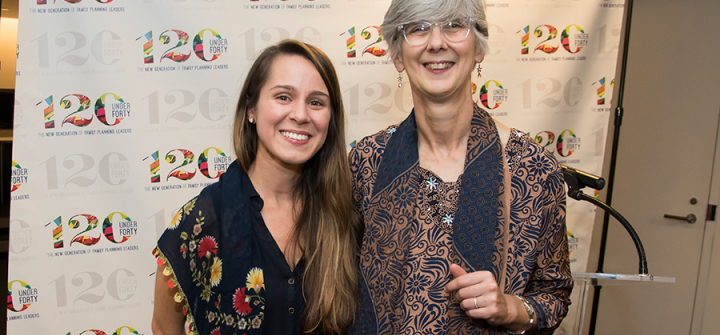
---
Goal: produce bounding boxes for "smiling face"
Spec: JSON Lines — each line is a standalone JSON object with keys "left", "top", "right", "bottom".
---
{"left": 393, "top": 19, "right": 484, "bottom": 102}
{"left": 248, "top": 54, "right": 331, "bottom": 171}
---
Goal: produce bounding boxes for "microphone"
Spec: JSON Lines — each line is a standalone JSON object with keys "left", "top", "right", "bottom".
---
{"left": 560, "top": 164, "right": 648, "bottom": 276}
{"left": 561, "top": 165, "right": 605, "bottom": 195}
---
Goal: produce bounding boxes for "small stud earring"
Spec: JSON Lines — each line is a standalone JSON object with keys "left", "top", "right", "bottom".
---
{"left": 397, "top": 72, "right": 403, "bottom": 88}
{"left": 477, "top": 64, "right": 482, "bottom": 78}
{"left": 248, "top": 117, "right": 255, "bottom": 124}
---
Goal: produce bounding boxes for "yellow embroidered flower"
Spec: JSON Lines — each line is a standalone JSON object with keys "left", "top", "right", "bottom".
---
{"left": 168, "top": 210, "right": 182, "bottom": 230}
{"left": 246, "top": 267, "right": 264, "bottom": 292}
{"left": 210, "top": 257, "right": 222, "bottom": 287}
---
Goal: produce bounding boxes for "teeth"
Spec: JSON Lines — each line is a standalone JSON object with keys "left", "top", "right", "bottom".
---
{"left": 281, "top": 131, "right": 309, "bottom": 141}
{"left": 425, "top": 62, "right": 453, "bottom": 70}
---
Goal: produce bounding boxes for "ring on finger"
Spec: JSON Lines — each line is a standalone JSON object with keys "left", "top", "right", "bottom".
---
{"left": 473, "top": 296, "right": 479, "bottom": 309}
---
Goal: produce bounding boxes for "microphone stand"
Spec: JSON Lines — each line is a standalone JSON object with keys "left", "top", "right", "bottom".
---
{"left": 588, "top": 0, "right": 637, "bottom": 333}
{"left": 561, "top": 165, "right": 649, "bottom": 332}
{"left": 562, "top": 166, "right": 648, "bottom": 276}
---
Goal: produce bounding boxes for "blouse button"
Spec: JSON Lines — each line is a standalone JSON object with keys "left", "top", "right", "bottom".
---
{"left": 288, "top": 278, "right": 295, "bottom": 285}
{"left": 288, "top": 307, "right": 295, "bottom": 314}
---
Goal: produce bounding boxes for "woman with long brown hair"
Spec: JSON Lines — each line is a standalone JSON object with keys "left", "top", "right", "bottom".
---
{"left": 152, "top": 40, "right": 361, "bottom": 335}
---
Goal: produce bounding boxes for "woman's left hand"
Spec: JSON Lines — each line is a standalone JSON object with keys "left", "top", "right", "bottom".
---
{"left": 445, "top": 264, "right": 514, "bottom": 326}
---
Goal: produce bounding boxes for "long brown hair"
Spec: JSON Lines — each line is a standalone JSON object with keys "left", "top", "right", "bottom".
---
{"left": 232, "top": 40, "right": 361, "bottom": 334}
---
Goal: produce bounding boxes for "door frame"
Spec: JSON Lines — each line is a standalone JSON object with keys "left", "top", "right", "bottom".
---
{"left": 691, "top": 110, "right": 720, "bottom": 334}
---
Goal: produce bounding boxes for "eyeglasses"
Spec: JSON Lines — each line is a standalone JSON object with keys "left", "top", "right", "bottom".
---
{"left": 398, "top": 17, "right": 476, "bottom": 46}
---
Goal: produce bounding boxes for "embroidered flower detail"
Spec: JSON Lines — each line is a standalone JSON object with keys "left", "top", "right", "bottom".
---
{"left": 193, "top": 224, "right": 202, "bottom": 235}
{"left": 225, "top": 314, "right": 235, "bottom": 326}
{"left": 238, "top": 318, "right": 248, "bottom": 330}
{"left": 190, "top": 258, "right": 196, "bottom": 271}
{"left": 393, "top": 185, "right": 414, "bottom": 209}
{"left": 246, "top": 267, "right": 265, "bottom": 292}
{"left": 233, "top": 287, "right": 252, "bottom": 316}
{"left": 388, "top": 127, "right": 397, "bottom": 135}
{"left": 425, "top": 177, "right": 439, "bottom": 190}
{"left": 200, "top": 285, "right": 212, "bottom": 302}
{"left": 188, "top": 240, "right": 197, "bottom": 252}
{"left": 209, "top": 328, "right": 220, "bottom": 335}
{"left": 442, "top": 214, "right": 454, "bottom": 226}
{"left": 183, "top": 198, "right": 197, "bottom": 215}
{"left": 251, "top": 315, "right": 262, "bottom": 329}
{"left": 527, "top": 155, "right": 551, "bottom": 175}
{"left": 208, "top": 311, "right": 216, "bottom": 322}
{"left": 168, "top": 210, "right": 182, "bottom": 230}
{"left": 210, "top": 257, "right": 222, "bottom": 287}
{"left": 180, "top": 243, "right": 188, "bottom": 259}
{"left": 407, "top": 273, "right": 431, "bottom": 295}
{"left": 198, "top": 236, "right": 218, "bottom": 258}
{"left": 375, "top": 274, "right": 395, "bottom": 296}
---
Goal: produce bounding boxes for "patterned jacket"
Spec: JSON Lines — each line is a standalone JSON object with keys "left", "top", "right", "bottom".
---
{"left": 348, "top": 105, "right": 572, "bottom": 334}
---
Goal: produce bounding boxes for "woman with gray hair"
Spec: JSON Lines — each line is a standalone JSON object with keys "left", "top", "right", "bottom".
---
{"left": 349, "top": 0, "right": 572, "bottom": 334}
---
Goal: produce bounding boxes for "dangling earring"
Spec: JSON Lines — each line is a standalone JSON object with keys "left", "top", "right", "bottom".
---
{"left": 397, "top": 71, "right": 403, "bottom": 88}
{"left": 477, "top": 64, "right": 482, "bottom": 78}
{"left": 248, "top": 116, "right": 255, "bottom": 124}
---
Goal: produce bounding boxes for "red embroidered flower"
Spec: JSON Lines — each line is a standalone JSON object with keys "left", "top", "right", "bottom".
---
{"left": 198, "top": 236, "right": 218, "bottom": 258}
{"left": 210, "top": 327, "right": 220, "bottom": 335}
{"left": 233, "top": 287, "right": 252, "bottom": 316}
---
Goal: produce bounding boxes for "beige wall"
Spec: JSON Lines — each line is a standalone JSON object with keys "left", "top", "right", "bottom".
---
{"left": 585, "top": 0, "right": 720, "bottom": 334}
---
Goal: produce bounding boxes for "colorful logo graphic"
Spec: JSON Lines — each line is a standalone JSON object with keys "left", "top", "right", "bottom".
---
{"left": 560, "top": 24, "right": 587, "bottom": 54}
{"left": 137, "top": 29, "right": 227, "bottom": 64}
{"left": 95, "top": 93, "right": 128, "bottom": 126}
{"left": 597, "top": 77, "right": 606, "bottom": 105}
{"left": 144, "top": 147, "right": 231, "bottom": 183}
{"left": 518, "top": 24, "right": 588, "bottom": 55}
{"left": 7, "top": 280, "right": 37, "bottom": 312}
{"left": 37, "top": 0, "right": 115, "bottom": 5}
{"left": 46, "top": 212, "right": 136, "bottom": 249}
{"left": 567, "top": 231, "right": 579, "bottom": 256}
{"left": 38, "top": 93, "right": 129, "bottom": 129}
{"left": 472, "top": 80, "right": 508, "bottom": 110}
{"left": 556, "top": 129, "right": 579, "bottom": 157}
{"left": 343, "top": 26, "right": 386, "bottom": 58}
{"left": 519, "top": 25, "right": 529, "bottom": 54}
{"left": 479, "top": 80, "right": 508, "bottom": 110}
{"left": 528, "top": 129, "right": 580, "bottom": 157}
{"left": 595, "top": 77, "right": 615, "bottom": 105}
{"left": 64, "top": 326, "right": 139, "bottom": 335}
{"left": 10, "top": 161, "right": 27, "bottom": 192}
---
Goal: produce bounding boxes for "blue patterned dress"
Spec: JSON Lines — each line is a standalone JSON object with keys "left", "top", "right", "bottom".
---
{"left": 349, "top": 105, "right": 572, "bottom": 335}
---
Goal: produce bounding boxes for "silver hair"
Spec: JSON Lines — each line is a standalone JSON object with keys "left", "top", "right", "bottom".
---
{"left": 380, "top": 0, "right": 489, "bottom": 60}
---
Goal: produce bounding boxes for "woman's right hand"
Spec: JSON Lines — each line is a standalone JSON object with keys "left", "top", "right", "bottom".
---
{"left": 445, "top": 264, "right": 531, "bottom": 332}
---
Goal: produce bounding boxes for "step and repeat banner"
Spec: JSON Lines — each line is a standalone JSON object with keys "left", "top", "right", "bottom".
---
{"left": 7, "top": 0, "right": 624, "bottom": 333}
